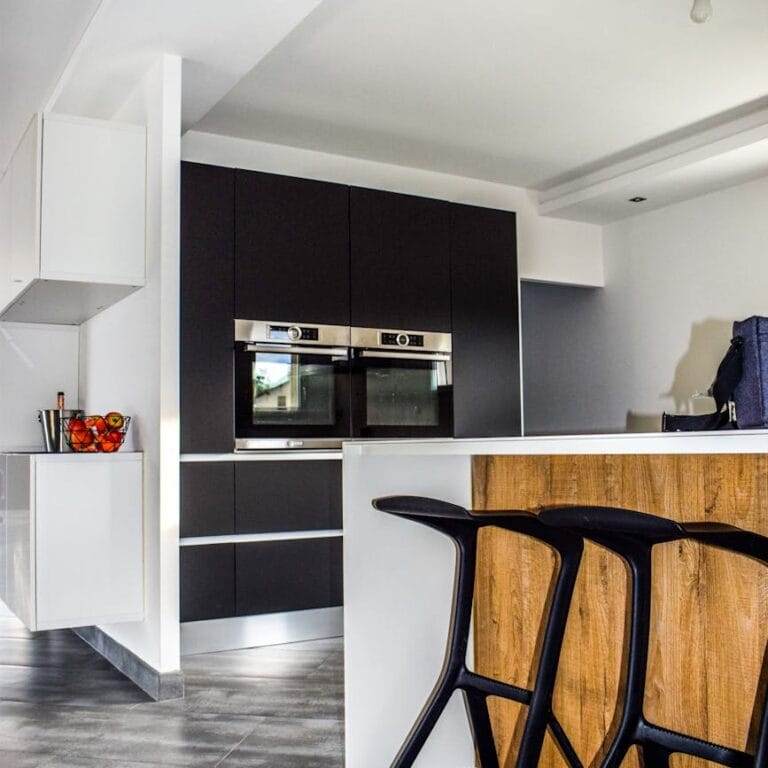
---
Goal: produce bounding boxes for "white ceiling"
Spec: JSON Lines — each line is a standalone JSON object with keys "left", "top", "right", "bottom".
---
{"left": 51, "top": 0, "right": 322, "bottom": 132}
{"left": 193, "top": 0, "right": 768, "bottom": 191}
{"left": 0, "top": 0, "right": 102, "bottom": 174}
{"left": 3, "top": 0, "right": 768, "bottom": 221}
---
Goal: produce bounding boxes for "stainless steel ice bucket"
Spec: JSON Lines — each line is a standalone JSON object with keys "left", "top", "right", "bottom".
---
{"left": 38, "top": 409, "right": 84, "bottom": 452}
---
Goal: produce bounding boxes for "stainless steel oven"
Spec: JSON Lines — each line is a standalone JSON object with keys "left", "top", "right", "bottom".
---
{"left": 234, "top": 320, "right": 352, "bottom": 450}
{"left": 350, "top": 327, "right": 452, "bottom": 439}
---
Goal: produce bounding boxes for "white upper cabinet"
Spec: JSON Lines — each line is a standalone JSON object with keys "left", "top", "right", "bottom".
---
{"left": 0, "top": 113, "right": 146, "bottom": 324}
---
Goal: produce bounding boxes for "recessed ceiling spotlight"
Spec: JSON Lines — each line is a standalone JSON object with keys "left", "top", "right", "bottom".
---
{"left": 690, "top": 0, "right": 713, "bottom": 23}
{"left": 628, "top": 196, "right": 647, "bottom": 203}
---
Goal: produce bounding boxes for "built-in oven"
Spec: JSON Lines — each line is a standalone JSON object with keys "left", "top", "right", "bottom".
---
{"left": 350, "top": 327, "right": 453, "bottom": 439}
{"left": 234, "top": 320, "right": 352, "bottom": 450}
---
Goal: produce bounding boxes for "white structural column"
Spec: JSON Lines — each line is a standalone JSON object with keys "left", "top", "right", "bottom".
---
{"left": 78, "top": 53, "right": 182, "bottom": 675}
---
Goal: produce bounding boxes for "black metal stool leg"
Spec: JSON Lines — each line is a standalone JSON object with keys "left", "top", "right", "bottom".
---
{"left": 642, "top": 742, "right": 672, "bottom": 768}
{"left": 464, "top": 689, "right": 500, "bottom": 768}
{"left": 515, "top": 538, "right": 583, "bottom": 768}
{"left": 391, "top": 525, "right": 479, "bottom": 768}
{"left": 549, "top": 714, "right": 585, "bottom": 768}
{"left": 753, "top": 686, "right": 768, "bottom": 768}
{"left": 391, "top": 678, "right": 458, "bottom": 768}
{"left": 599, "top": 544, "right": 653, "bottom": 768}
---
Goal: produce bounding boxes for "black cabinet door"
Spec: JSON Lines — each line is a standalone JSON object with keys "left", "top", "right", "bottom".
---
{"left": 350, "top": 188, "right": 452, "bottom": 331}
{"left": 180, "top": 463, "right": 235, "bottom": 538}
{"left": 235, "top": 460, "right": 342, "bottom": 534}
{"left": 235, "top": 170, "right": 350, "bottom": 325}
{"left": 180, "top": 544, "right": 235, "bottom": 622}
{"left": 180, "top": 162, "right": 235, "bottom": 453}
{"left": 450, "top": 204, "right": 521, "bottom": 437}
{"left": 236, "top": 538, "right": 343, "bottom": 616}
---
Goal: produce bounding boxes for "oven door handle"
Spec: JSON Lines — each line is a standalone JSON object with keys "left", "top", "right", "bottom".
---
{"left": 357, "top": 350, "right": 452, "bottom": 362}
{"left": 245, "top": 344, "right": 350, "bottom": 358}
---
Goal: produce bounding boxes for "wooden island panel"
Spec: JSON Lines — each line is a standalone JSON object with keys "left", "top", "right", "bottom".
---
{"left": 472, "top": 454, "right": 768, "bottom": 768}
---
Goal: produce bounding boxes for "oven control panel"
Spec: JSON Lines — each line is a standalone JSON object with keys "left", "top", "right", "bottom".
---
{"left": 268, "top": 325, "right": 319, "bottom": 342}
{"left": 381, "top": 332, "right": 424, "bottom": 348}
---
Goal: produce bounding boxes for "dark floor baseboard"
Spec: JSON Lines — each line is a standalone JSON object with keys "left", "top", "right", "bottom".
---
{"left": 74, "top": 626, "right": 184, "bottom": 701}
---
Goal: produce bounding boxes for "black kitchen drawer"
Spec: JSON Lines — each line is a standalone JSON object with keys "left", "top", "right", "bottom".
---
{"left": 235, "top": 538, "right": 343, "bottom": 616}
{"left": 235, "top": 460, "right": 342, "bottom": 534}
{"left": 180, "top": 462, "right": 235, "bottom": 538}
{"left": 180, "top": 544, "right": 235, "bottom": 622}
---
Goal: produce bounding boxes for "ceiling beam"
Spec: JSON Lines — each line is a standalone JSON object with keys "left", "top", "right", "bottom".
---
{"left": 538, "top": 101, "right": 768, "bottom": 221}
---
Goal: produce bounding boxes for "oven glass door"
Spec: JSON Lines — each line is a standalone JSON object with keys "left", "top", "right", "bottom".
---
{"left": 351, "top": 351, "right": 452, "bottom": 438}
{"left": 235, "top": 344, "right": 351, "bottom": 439}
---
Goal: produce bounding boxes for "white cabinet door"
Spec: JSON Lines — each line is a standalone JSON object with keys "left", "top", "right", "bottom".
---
{"left": 0, "top": 453, "right": 144, "bottom": 631}
{"left": 34, "top": 455, "right": 144, "bottom": 629}
{"left": 8, "top": 116, "right": 40, "bottom": 298}
{"left": 40, "top": 114, "right": 146, "bottom": 285}
{"left": 0, "top": 113, "right": 146, "bottom": 323}
{"left": 4, "top": 455, "right": 34, "bottom": 629}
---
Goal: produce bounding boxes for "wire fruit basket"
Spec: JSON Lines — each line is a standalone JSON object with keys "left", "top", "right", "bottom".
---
{"left": 63, "top": 414, "right": 131, "bottom": 453}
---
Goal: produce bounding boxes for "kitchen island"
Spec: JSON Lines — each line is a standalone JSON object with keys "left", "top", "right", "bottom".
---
{"left": 342, "top": 432, "right": 768, "bottom": 768}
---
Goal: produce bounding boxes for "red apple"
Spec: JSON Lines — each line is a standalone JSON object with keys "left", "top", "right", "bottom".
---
{"left": 67, "top": 418, "right": 87, "bottom": 434}
{"left": 97, "top": 430, "right": 123, "bottom": 453}
{"left": 68, "top": 420, "right": 94, "bottom": 451}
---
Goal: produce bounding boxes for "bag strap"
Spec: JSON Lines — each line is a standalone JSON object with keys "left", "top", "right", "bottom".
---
{"left": 662, "top": 410, "right": 734, "bottom": 432}
{"left": 662, "top": 336, "right": 744, "bottom": 432}
{"left": 711, "top": 335, "right": 744, "bottom": 412}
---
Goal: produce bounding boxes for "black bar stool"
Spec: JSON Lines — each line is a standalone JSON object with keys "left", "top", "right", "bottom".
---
{"left": 539, "top": 505, "right": 768, "bottom": 768}
{"left": 372, "top": 495, "right": 585, "bottom": 768}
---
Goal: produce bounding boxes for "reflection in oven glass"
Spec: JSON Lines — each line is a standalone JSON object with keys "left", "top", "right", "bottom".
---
{"left": 366, "top": 366, "right": 440, "bottom": 426}
{"left": 251, "top": 353, "right": 335, "bottom": 426}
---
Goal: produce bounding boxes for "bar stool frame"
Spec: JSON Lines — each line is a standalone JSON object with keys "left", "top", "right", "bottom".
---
{"left": 539, "top": 505, "right": 768, "bottom": 768}
{"left": 373, "top": 495, "right": 585, "bottom": 768}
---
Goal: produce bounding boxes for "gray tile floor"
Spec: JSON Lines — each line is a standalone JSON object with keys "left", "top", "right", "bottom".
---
{"left": 0, "top": 617, "right": 344, "bottom": 767}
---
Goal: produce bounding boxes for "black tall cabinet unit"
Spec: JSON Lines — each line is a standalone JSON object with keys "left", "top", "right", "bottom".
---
{"left": 450, "top": 204, "right": 521, "bottom": 438}
{"left": 179, "top": 160, "right": 522, "bottom": 629}
{"left": 180, "top": 162, "right": 345, "bottom": 627}
{"left": 180, "top": 162, "right": 235, "bottom": 454}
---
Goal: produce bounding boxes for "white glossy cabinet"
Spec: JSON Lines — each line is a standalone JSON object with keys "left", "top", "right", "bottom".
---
{"left": 0, "top": 452, "right": 144, "bottom": 631}
{"left": 0, "top": 113, "right": 146, "bottom": 325}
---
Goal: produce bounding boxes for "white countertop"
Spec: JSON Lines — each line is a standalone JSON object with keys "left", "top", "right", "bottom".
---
{"left": 1, "top": 450, "right": 142, "bottom": 461}
{"left": 343, "top": 429, "right": 768, "bottom": 456}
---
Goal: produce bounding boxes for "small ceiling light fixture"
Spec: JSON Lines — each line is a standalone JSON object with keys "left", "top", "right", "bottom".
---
{"left": 629, "top": 196, "right": 647, "bottom": 203}
{"left": 690, "top": 0, "right": 713, "bottom": 24}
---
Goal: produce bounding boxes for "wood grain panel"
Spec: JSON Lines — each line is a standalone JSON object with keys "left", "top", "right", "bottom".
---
{"left": 472, "top": 454, "right": 768, "bottom": 768}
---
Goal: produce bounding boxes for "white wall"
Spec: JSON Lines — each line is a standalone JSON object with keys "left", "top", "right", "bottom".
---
{"left": 78, "top": 54, "right": 181, "bottom": 673}
{"left": 0, "top": 322, "right": 79, "bottom": 451}
{"left": 181, "top": 131, "right": 604, "bottom": 288}
{"left": 522, "top": 174, "right": 768, "bottom": 434}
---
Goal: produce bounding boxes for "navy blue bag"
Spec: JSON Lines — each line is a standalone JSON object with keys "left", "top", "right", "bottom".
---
{"left": 733, "top": 316, "right": 768, "bottom": 428}
{"left": 662, "top": 316, "right": 768, "bottom": 431}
